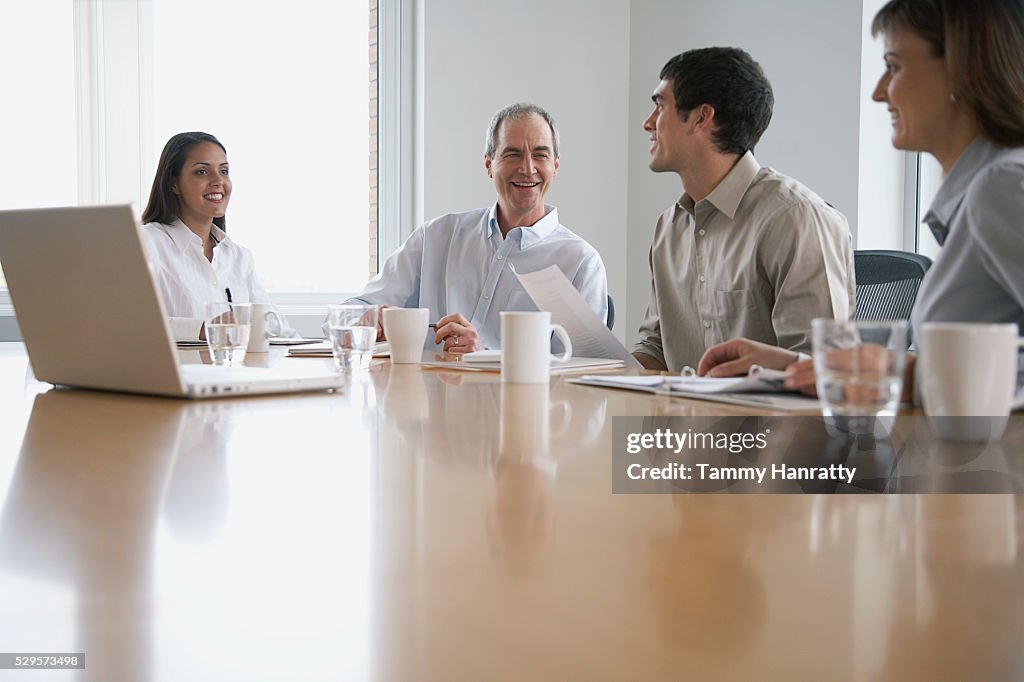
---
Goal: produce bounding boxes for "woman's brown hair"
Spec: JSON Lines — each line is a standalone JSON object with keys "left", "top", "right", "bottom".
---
{"left": 873, "top": 0, "right": 1024, "bottom": 147}
{"left": 142, "top": 132, "right": 228, "bottom": 230}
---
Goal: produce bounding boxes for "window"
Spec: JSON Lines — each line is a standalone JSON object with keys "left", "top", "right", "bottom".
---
{"left": 149, "top": 0, "right": 373, "bottom": 293}
{"left": 915, "top": 153, "right": 943, "bottom": 260}
{"left": 0, "top": 2, "right": 78, "bottom": 290}
{"left": 1, "top": 0, "right": 387, "bottom": 334}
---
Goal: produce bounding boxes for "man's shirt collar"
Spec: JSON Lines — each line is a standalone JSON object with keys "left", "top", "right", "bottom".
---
{"left": 677, "top": 150, "right": 761, "bottom": 220}
{"left": 487, "top": 203, "right": 559, "bottom": 247}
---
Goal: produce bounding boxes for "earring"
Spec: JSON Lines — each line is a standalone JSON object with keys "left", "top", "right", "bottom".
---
{"left": 949, "top": 93, "right": 958, "bottom": 104}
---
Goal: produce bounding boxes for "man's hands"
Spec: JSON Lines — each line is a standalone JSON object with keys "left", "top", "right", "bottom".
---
{"left": 697, "top": 338, "right": 817, "bottom": 396}
{"left": 374, "top": 306, "right": 482, "bottom": 353}
{"left": 697, "top": 338, "right": 799, "bottom": 377}
{"left": 434, "top": 313, "right": 483, "bottom": 353}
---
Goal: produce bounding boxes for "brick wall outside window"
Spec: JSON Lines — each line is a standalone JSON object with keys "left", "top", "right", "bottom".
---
{"left": 368, "top": 0, "right": 378, "bottom": 278}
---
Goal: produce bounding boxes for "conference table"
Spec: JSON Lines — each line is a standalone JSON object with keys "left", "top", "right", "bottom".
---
{"left": 1, "top": 342, "right": 1022, "bottom": 681}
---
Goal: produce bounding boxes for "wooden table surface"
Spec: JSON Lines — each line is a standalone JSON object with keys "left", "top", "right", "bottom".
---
{"left": 0, "top": 343, "right": 1022, "bottom": 681}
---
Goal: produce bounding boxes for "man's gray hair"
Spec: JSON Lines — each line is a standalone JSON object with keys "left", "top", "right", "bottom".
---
{"left": 484, "top": 102, "right": 560, "bottom": 159}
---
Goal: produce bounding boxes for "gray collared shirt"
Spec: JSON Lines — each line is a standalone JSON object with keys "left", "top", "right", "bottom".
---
{"left": 913, "top": 137, "right": 1024, "bottom": 383}
{"left": 634, "top": 151, "right": 855, "bottom": 371}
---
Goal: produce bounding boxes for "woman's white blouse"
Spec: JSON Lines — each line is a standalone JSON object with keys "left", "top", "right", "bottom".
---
{"left": 141, "top": 220, "right": 294, "bottom": 340}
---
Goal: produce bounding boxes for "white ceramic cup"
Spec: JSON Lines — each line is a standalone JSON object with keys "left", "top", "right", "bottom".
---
{"left": 382, "top": 307, "right": 430, "bottom": 364}
{"left": 918, "top": 322, "right": 1023, "bottom": 442}
{"left": 500, "top": 311, "right": 573, "bottom": 384}
{"left": 247, "top": 303, "right": 286, "bottom": 353}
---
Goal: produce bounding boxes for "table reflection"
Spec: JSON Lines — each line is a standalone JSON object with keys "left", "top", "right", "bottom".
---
{"left": 0, "top": 389, "right": 183, "bottom": 681}
{"left": 647, "top": 496, "right": 766, "bottom": 654}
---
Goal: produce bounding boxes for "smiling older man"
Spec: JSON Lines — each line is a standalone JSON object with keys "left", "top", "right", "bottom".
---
{"left": 347, "top": 102, "right": 608, "bottom": 352}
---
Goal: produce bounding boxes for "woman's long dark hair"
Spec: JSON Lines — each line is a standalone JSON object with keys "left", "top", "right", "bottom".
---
{"left": 142, "top": 132, "right": 228, "bottom": 230}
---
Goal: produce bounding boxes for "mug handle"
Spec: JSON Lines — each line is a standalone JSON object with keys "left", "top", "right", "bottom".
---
{"left": 551, "top": 323, "right": 573, "bottom": 362}
{"left": 264, "top": 310, "right": 286, "bottom": 338}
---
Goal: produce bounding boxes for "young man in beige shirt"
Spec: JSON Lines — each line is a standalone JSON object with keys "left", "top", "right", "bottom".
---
{"left": 633, "top": 47, "right": 855, "bottom": 372}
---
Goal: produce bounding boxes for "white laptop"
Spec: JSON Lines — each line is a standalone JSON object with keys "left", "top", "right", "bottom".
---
{"left": 0, "top": 204, "right": 344, "bottom": 398}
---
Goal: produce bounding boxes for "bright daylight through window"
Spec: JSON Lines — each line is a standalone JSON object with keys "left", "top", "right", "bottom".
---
{"left": 0, "top": 3, "right": 77, "bottom": 290}
{"left": 0, "top": 0, "right": 377, "bottom": 300}
{"left": 150, "top": 0, "right": 375, "bottom": 293}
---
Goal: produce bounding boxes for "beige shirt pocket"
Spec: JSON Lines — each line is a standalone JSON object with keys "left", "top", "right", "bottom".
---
{"left": 712, "top": 288, "right": 773, "bottom": 345}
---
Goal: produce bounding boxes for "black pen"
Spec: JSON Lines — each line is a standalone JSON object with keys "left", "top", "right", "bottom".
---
{"left": 225, "top": 287, "right": 233, "bottom": 303}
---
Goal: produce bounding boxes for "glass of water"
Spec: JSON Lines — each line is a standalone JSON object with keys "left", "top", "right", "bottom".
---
{"left": 327, "top": 304, "right": 378, "bottom": 372}
{"left": 812, "top": 318, "right": 908, "bottom": 428}
{"left": 205, "top": 302, "right": 252, "bottom": 366}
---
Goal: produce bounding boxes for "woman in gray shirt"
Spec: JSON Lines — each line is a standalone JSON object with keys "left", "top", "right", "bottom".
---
{"left": 696, "top": 0, "right": 1024, "bottom": 396}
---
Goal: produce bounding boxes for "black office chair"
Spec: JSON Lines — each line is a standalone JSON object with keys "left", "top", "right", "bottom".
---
{"left": 606, "top": 294, "right": 615, "bottom": 331}
{"left": 853, "top": 250, "right": 932, "bottom": 345}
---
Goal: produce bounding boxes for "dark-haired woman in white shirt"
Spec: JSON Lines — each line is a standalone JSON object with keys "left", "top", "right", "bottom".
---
{"left": 141, "top": 131, "right": 294, "bottom": 340}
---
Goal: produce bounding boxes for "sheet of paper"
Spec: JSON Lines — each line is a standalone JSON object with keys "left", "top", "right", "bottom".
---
{"left": 514, "top": 265, "right": 641, "bottom": 368}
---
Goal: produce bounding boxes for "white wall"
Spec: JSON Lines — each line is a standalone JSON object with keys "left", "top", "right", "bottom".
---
{"left": 419, "top": 0, "right": 910, "bottom": 345}
{"left": 421, "top": 0, "right": 632, "bottom": 339}
{"left": 625, "top": 0, "right": 867, "bottom": 341}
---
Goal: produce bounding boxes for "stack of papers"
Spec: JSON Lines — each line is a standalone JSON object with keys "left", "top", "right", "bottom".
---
{"left": 177, "top": 337, "right": 322, "bottom": 349}
{"left": 421, "top": 356, "right": 625, "bottom": 374}
{"left": 288, "top": 342, "right": 390, "bottom": 358}
{"left": 270, "top": 337, "right": 323, "bottom": 346}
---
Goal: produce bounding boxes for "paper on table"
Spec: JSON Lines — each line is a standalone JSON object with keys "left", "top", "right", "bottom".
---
{"left": 288, "top": 342, "right": 390, "bottom": 358}
{"left": 514, "top": 265, "right": 641, "bottom": 368}
{"left": 269, "top": 337, "right": 323, "bottom": 346}
{"left": 421, "top": 356, "right": 625, "bottom": 374}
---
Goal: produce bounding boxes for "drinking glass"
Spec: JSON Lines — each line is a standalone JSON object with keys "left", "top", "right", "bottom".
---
{"left": 812, "top": 318, "right": 907, "bottom": 429}
{"left": 205, "top": 302, "right": 252, "bottom": 366}
{"left": 327, "top": 304, "right": 378, "bottom": 372}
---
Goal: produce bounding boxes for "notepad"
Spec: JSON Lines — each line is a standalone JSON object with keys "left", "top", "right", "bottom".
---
{"left": 565, "top": 372, "right": 819, "bottom": 409}
{"left": 461, "top": 349, "right": 502, "bottom": 363}
{"left": 571, "top": 371, "right": 788, "bottom": 395}
{"left": 568, "top": 368, "right": 821, "bottom": 412}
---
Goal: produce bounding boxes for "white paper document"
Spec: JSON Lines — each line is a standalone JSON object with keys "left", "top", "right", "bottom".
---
{"left": 514, "top": 265, "right": 641, "bottom": 368}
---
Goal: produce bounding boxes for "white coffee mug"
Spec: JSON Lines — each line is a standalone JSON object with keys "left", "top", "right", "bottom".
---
{"left": 500, "top": 311, "right": 573, "bottom": 384}
{"left": 383, "top": 307, "right": 430, "bottom": 364}
{"left": 918, "top": 322, "right": 1023, "bottom": 441}
{"left": 247, "top": 303, "right": 285, "bottom": 353}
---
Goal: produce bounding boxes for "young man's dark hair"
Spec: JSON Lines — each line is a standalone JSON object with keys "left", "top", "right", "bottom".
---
{"left": 659, "top": 47, "right": 774, "bottom": 155}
